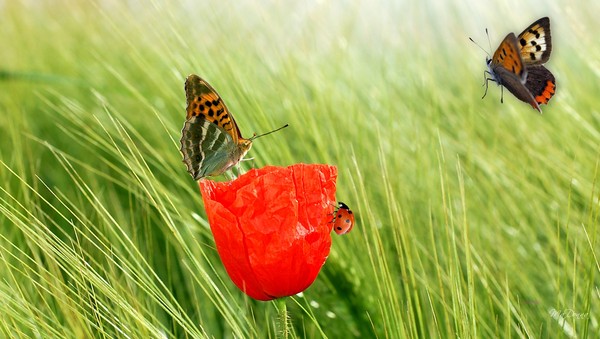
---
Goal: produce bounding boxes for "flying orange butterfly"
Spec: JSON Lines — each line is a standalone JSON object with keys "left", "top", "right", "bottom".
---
{"left": 472, "top": 17, "right": 555, "bottom": 113}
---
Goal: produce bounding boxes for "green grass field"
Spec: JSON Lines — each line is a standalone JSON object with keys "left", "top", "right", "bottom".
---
{"left": 1, "top": 0, "right": 598, "bottom": 337}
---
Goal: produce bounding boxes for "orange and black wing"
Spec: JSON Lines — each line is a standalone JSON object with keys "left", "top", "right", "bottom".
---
{"left": 524, "top": 65, "right": 555, "bottom": 106}
{"left": 491, "top": 33, "right": 527, "bottom": 83}
{"left": 184, "top": 74, "right": 242, "bottom": 143}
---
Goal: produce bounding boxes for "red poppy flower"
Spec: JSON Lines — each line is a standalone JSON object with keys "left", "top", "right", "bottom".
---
{"left": 199, "top": 164, "right": 337, "bottom": 301}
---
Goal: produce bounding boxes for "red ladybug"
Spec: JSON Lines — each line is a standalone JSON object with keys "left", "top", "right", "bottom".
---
{"left": 332, "top": 202, "right": 354, "bottom": 235}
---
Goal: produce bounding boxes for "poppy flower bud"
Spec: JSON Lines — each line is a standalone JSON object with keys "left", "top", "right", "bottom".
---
{"left": 199, "top": 164, "right": 337, "bottom": 301}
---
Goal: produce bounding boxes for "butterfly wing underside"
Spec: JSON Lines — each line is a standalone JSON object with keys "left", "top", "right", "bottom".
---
{"left": 495, "top": 66, "right": 539, "bottom": 111}
{"left": 180, "top": 116, "right": 238, "bottom": 180}
{"left": 180, "top": 74, "right": 252, "bottom": 180}
{"left": 517, "top": 17, "right": 552, "bottom": 65}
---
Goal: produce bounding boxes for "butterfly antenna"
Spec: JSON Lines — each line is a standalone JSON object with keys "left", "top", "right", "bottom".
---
{"left": 485, "top": 28, "right": 492, "bottom": 55}
{"left": 469, "top": 29, "right": 491, "bottom": 58}
{"left": 251, "top": 124, "right": 289, "bottom": 140}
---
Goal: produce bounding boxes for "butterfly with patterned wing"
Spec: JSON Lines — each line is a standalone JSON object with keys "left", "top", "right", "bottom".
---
{"left": 179, "top": 74, "right": 287, "bottom": 180}
{"left": 472, "top": 17, "right": 556, "bottom": 112}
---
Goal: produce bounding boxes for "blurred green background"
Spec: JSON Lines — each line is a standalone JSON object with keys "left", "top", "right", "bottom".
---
{"left": 1, "top": 0, "right": 598, "bottom": 337}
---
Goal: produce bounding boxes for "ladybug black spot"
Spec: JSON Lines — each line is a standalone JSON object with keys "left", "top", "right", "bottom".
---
{"left": 336, "top": 227, "right": 342, "bottom": 230}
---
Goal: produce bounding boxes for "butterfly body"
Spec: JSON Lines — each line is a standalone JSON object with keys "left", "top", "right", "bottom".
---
{"left": 332, "top": 202, "right": 354, "bottom": 235}
{"left": 482, "top": 17, "right": 555, "bottom": 112}
{"left": 180, "top": 74, "right": 253, "bottom": 180}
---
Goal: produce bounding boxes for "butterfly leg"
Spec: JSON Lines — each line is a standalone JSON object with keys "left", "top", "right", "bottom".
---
{"left": 233, "top": 162, "right": 247, "bottom": 178}
{"left": 240, "top": 157, "right": 257, "bottom": 173}
{"left": 481, "top": 70, "right": 490, "bottom": 87}
{"left": 500, "top": 85, "right": 504, "bottom": 103}
{"left": 224, "top": 170, "right": 236, "bottom": 181}
{"left": 481, "top": 70, "right": 497, "bottom": 99}
{"left": 482, "top": 77, "right": 494, "bottom": 99}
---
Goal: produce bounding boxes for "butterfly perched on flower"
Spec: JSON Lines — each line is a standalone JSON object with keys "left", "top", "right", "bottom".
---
{"left": 474, "top": 17, "right": 555, "bottom": 112}
{"left": 179, "top": 74, "right": 287, "bottom": 180}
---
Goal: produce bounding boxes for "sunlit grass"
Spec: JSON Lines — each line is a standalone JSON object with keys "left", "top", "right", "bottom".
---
{"left": 0, "top": 0, "right": 598, "bottom": 337}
